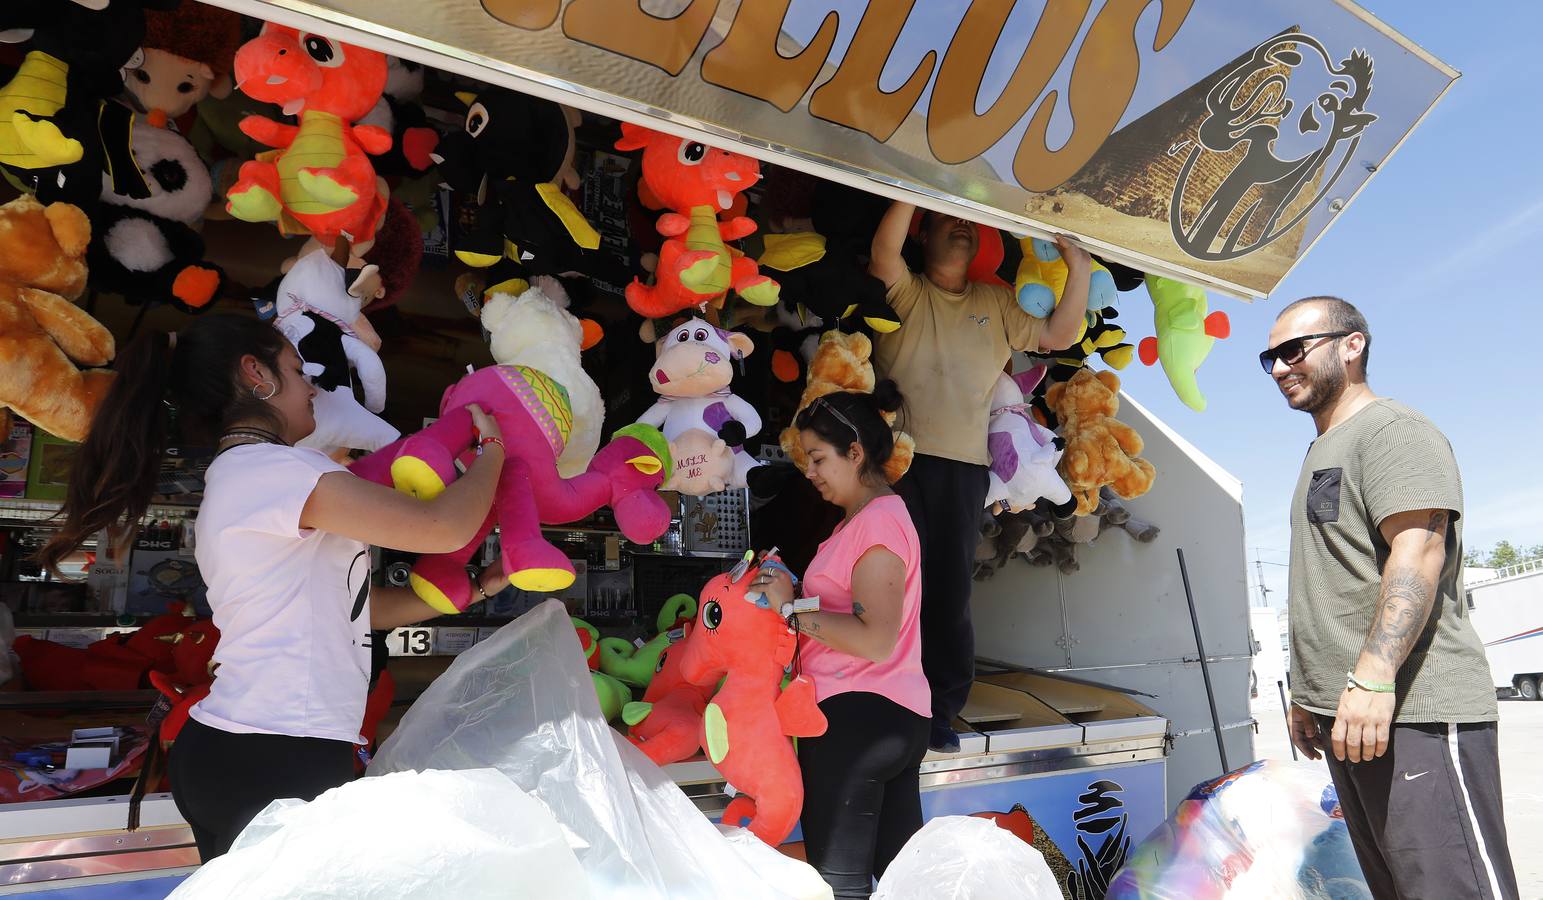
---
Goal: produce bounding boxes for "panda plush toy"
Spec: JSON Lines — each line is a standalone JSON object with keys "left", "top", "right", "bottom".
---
{"left": 87, "top": 121, "right": 224, "bottom": 314}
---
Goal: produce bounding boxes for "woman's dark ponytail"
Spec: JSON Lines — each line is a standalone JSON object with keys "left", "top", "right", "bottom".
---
{"left": 37, "top": 314, "right": 288, "bottom": 577}
{"left": 871, "top": 378, "right": 904, "bottom": 416}
{"left": 38, "top": 331, "right": 174, "bottom": 576}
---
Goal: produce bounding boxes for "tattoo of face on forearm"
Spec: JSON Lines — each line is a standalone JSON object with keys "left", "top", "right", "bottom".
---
{"left": 851, "top": 601, "right": 866, "bottom": 621}
{"left": 1362, "top": 565, "right": 1435, "bottom": 669}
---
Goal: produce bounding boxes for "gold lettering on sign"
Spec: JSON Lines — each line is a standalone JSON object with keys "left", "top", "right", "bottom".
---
{"left": 564, "top": 0, "right": 721, "bottom": 77}
{"left": 927, "top": 0, "right": 1089, "bottom": 165}
{"left": 1012, "top": 0, "right": 1194, "bottom": 192}
{"left": 701, "top": 1, "right": 839, "bottom": 113}
{"left": 480, "top": 0, "right": 560, "bottom": 30}
{"left": 807, "top": 0, "right": 936, "bottom": 143}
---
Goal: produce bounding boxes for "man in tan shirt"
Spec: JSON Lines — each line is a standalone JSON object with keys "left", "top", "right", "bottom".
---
{"left": 870, "top": 200, "right": 1091, "bottom": 751}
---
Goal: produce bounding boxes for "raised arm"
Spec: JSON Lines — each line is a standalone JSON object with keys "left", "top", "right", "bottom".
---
{"left": 300, "top": 405, "right": 504, "bottom": 554}
{"left": 869, "top": 200, "right": 914, "bottom": 290}
{"left": 1038, "top": 235, "right": 1092, "bottom": 351}
{"left": 1330, "top": 507, "right": 1450, "bottom": 763}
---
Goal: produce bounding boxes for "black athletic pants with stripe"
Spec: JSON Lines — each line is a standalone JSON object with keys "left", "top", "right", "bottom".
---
{"left": 1313, "top": 715, "right": 1519, "bottom": 900}
{"left": 895, "top": 454, "right": 990, "bottom": 726}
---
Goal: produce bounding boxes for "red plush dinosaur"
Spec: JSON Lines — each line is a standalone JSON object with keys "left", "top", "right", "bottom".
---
{"left": 673, "top": 561, "right": 826, "bottom": 845}
{"left": 613, "top": 123, "right": 778, "bottom": 320}
{"left": 227, "top": 23, "right": 390, "bottom": 250}
{"left": 624, "top": 622, "right": 717, "bottom": 767}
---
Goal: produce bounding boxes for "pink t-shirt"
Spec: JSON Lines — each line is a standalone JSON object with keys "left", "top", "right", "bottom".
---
{"left": 799, "top": 495, "right": 930, "bottom": 718}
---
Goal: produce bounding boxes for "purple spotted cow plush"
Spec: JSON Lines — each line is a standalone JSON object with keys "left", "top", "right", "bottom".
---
{"left": 637, "top": 318, "right": 764, "bottom": 495}
{"left": 984, "top": 367, "right": 1073, "bottom": 515}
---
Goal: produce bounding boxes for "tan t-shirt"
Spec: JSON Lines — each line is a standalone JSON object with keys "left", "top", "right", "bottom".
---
{"left": 873, "top": 273, "right": 1044, "bottom": 465}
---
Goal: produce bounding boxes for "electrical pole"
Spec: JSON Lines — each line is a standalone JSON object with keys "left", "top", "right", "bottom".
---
{"left": 1254, "top": 549, "right": 1271, "bottom": 607}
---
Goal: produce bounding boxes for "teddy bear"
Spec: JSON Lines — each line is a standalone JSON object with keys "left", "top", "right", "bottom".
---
{"left": 481, "top": 275, "right": 604, "bottom": 478}
{"left": 985, "top": 367, "right": 1071, "bottom": 515}
{"left": 636, "top": 318, "right": 764, "bottom": 495}
{"left": 87, "top": 120, "right": 224, "bottom": 314}
{"left": 0, "top": 194, "right": 116, "bottom": 443}
{"left": 778, "top": 329, "right": 914, "bottom": 484}
{"left": 1045, "top": 368, "right": 1155, "bottom": 516}
{"left": 274, "top": 245, "right": 398, "bottom": 455}
{"left": 123, "top": 1, "right": 244, "bottom": 131}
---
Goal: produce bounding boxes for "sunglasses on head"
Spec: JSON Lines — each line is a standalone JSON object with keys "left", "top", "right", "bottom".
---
{"left": 1258, "top": 332, "right": 1350, "bottom": 374}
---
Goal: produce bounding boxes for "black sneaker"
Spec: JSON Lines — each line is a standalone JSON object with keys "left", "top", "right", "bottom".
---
{"left": 929, "top": 720, "right": 961, "bottom": 754}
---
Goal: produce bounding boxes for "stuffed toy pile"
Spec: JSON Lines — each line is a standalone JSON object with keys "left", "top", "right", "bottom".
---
{"left": 757, "top": 182, "right": 901, "bottom": 333}
{"left": 670, "top": 561, "right": 827, "bottom": 845}
{"left": 274, "top": 246, "right": 398, "bottom": 454}
{"left": 1045, "top": 368, "right": 1155, "bottom": 516}
{"left": 227, "top": 23, "right": 390, "bottom": 249}
{"left": 359, "top": 57, "right": 439, "bottom": 179}
{"left": 779, "top": 329, "right": 913, "bottom": 484}
{"left": 636, "top": 318, "right": 764, "bottom": 495}
{"left": 0, "top": 194, "right": 115, "bottom": 443}
{"left": 613, "top": 123, "right": 778, "bottom": 320}
{"left": 1138, "top": 275, "right": 1231, "bottom": 412}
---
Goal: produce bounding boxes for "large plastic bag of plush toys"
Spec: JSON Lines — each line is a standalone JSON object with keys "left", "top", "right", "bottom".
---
{"left": 873, "top": 815, "right": 1062, "bottom": 900}
{"left": 365, "top": 599, "right": 829, "bottom": 900}
{"left": 1106, "top": 760, "right": 1368, "bottom": 899}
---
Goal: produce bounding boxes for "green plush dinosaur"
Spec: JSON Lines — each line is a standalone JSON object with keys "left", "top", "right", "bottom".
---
{"left": 1138, "top": 275, "right": 1231, "bottom": 412}
{"left": 599, "top": 633, "right": 672, "bottom": 689}
{"left": 591, "top": 670, "right": 631, "bottom": 723}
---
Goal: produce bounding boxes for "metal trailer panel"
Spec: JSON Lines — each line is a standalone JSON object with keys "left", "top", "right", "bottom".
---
{"left": 1466, "top": 567, "right": 1543, "bottom": 693}
{"left": 973, "top": 388, "right": 1252, "bottom": 805}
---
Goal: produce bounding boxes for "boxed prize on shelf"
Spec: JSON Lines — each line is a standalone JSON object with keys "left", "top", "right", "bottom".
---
{"left": 24, "top": 429, "right": 76, "bottom": 501}
{"left": 0, "top": 418, "right": 32, "bottom": 499}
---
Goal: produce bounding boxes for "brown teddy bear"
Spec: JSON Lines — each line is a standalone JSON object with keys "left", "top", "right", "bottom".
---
{"left": 779, "top": 329, "right": 914, "bottom": 484}
{"left": 0, "top": 195, "right": 116, "bottom": 443}
{"left": 1045, "top": 368, "right": 1154, "bottom": 516}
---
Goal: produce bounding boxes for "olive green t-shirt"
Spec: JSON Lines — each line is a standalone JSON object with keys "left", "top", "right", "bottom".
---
{"left": 1288, "top": 398, "right": 1496, "bottom": 723}
{"left": 873, "top": 273, "right": 1044, "bottom": 465}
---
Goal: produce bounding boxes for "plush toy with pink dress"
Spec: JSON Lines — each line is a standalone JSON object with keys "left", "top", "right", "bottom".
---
{"left": 352, "top": 367, "right": 673, "bottom": 615}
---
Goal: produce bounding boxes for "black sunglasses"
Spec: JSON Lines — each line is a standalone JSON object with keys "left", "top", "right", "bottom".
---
{"left": 1258, "top": 332, "right": 1350, "bottom": 373}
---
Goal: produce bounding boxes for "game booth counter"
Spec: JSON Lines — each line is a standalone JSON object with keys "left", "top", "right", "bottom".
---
{"left": 0, "top": 0, "right": 1453, "bottom": 897}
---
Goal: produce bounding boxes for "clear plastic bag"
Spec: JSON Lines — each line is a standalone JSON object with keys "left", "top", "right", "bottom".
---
{"left": 873, "top": 815, "right": 1062, "bottom": 900}
{"left": 169, "top": 768, "right": 589, "bottom": 899}
{"left": 1107, "top": 759, "right": 1368, "bottom": 899}
{"left": 368, "top": 599, "right": 830, "bottom": 900}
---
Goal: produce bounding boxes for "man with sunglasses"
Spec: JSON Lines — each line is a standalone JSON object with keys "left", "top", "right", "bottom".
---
{"left": 1267, "top": 297, "right": 1517, "bottom": 899}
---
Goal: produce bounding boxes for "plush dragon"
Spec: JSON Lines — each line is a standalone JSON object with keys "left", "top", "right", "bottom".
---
{"left": 226, "top": 23, "right": 391, "bottom": 249}
{"left": 613, "top": 123, "right": 779, "bottom": 320}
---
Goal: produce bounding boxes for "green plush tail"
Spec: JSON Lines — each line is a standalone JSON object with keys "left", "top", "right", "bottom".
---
{"left": 613, "top": 422, "right": 672, "bottom": 475}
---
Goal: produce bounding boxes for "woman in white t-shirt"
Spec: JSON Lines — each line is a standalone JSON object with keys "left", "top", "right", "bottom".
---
{"left": 41, "top": 316, "right": 510, "bottom": 861}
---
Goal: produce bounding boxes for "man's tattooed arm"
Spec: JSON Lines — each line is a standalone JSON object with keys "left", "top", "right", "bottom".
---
{"left": 1356, "top": 509, "right": 1448, "bottom": 682}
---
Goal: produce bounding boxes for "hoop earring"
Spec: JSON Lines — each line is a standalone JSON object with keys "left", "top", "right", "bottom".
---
{"left": 251, "top": 380, "right": 278, "bottom": 401}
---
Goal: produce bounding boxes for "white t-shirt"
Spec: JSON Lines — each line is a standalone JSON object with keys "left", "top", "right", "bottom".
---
{"left": 190, "top": 444, "right": 374, "bottom": 744}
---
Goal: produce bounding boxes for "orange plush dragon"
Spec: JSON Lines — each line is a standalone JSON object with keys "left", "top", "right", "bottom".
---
{"left": 226, "top": 24, "right": 390, "bottom": 249}
{"left": 614, "top": 123, "right": 779, "bottom": 320}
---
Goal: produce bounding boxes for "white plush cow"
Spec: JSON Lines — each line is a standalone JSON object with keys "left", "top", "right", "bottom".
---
{"left": 984, "top": 369, "right": 1071, "bottom": 514}
{"left": 274, "top": 251, "right": 398, "bottom": 454}
{"left": 637, "top": 318, "right": 762, "bottom": 495}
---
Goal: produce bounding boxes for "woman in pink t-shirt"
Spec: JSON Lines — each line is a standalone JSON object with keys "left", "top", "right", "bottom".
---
{"left": 749, "top": 382, "right": 928, "bottom": 899}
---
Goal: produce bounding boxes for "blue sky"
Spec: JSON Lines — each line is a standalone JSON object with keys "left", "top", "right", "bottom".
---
{"left": 1112, "top": 3, "right": 1543, "bottom": 607}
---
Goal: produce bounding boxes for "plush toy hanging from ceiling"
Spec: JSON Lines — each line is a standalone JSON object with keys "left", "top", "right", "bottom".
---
{"left": 636, "top": 318, "right": 764, "bottom": 495}
{"left": 672, "top": 560, "right": 828, "bottom": 845}
{"left": 123, "top": 1, "right": 243, "bottom": 131}
{"left": 357, "top": 57, "right": 439, "bottom": 179}
{"left": 0, "top": 0, "right": 176, "bottom": 206}
{"left": 273, "top": 244, "right": 398, "bottom": 455}
{"left": 87, "top": 121, "right": 224, "bottom": 314}
{"left": 758, "top": 181, "right": 901, "bottom": 334}
{"left": 612, "top": 123, "right": 779, "bottom": 320}
{"left": 984, "top": 368, "right": 1072, "bottom": 516}
{"left": 0, "top": 194, "right": 116, "bottom": 443}
{"left": 1138, "top": 275, "right": 1231, "bottom": 412}
{"left": 226, "top": 23, "right": 391, "bottom": 250}
{"left": 432, "top": 85, "right": 596, "bottom": 277}
{"left": 1045, "top": 368, "right": 1155, "bottom": 517}
{"left": 779, "top": 329, "right": 914, "bottom": 484}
